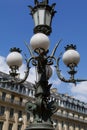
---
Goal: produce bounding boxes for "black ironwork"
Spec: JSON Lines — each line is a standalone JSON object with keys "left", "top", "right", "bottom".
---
{"left": 25, "top": 45, "right": 58, "bottom": 130}
{"left": 34, "top": 25, "right": 52, "bottom": 36}
{"left": 55, "top": 44, "right": 87, "bottom": 85}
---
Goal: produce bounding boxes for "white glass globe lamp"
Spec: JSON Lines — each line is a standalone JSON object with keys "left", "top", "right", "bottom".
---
{"left": 19, "top": 117, "right": 23, "bottom": 122}
{"left": 62, "top": 44, "right": 80, "bottom": 66}
{"left": 6, "top": 48, "right": 23, "bottom": 69}
{"left": 30, "top": 33, "right": 50, "bottom": 52}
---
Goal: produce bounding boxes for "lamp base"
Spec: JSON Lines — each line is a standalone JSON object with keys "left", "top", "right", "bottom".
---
{"left": 25, "top": 123, "right": 54, "bottom": 130}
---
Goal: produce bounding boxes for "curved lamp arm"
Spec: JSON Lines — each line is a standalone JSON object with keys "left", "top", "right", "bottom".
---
{"left": 13, "top": 58, "right": 31, "bottom": 84}
{"left": 55, "top": 56, "right": 87, "bottom": 85}
{"left": 0, "top": 58, "right": 32, "bottom": 84}
{"left": 0, "top": 41, "right": 36, "bottom": 84}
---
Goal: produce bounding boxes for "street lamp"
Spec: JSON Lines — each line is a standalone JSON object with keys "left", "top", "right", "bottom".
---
{"left": 6, "top": 48, "right": 23, "bottom": 78}
{"left": 55, "top": 44, "right": 87, "bottom": 84}
{"left": 0, "top": 0, "right": 87, "bottom": 130}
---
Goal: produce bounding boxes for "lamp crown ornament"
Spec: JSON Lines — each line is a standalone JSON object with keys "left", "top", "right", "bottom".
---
{"left": 64, "top": 44, "right": 76, "bottom": 50}
{"left": 10, "top": 47, "right": 22, "bottom": 53}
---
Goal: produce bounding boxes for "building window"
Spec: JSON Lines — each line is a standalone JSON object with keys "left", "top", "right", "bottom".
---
{"left": 8, "top": 124, "right": 13, "bottom": 130}
{"left": 11, "top": 84, "right": 14, "bottom": 90}
{"left": 11, "top": 94, "right": 14, "bottom": 103}
{"left": 14, "top": 85, "right": 18, "bottom": 91}
{"left": 23, "top": 87, "right": 26, "bottom": 94}
{"left": 27, "top": 112, "right": 30, "bottom": 120}
{"left": 73, "top": 124, "right": 75, "bottom": 130}
{"left": 31, "top": 90, "right": 34, "bottom": 96}
{"left": 62, "top": 121, "right": 64, "bottom": 128}
{"left": 63, "top": 101, "right": 66, "bottom": 106}
{"left": 82, "top": 107, "right": 85, "bottom": 113}
{"left": 0, "top": 122, "right": 3, "bottom": 130}
{"left": 2, "top": 92, "right": 6, "bottom": 101}
{"left": 28, "top": 89, "right": 30, "bottom": 96}
{"left": 72, "top": 103, "right": 75, "bottom": 109}
{"left": 0, "top": 106, "right": 5, "bottom": 115}
{"left": 10, "top": 108, "right": 14, "bottom": 118}
{"left": 18, "top": 125, "right": 22, "bottom": 130}
{"left": 18, "top": 111, "right": 22, "bottom": 118}
{"left": 20, "top": 98, "right": 23, "bottom": 105}
{"left": 19, "top": 85, "right": 23, "bottom": 93}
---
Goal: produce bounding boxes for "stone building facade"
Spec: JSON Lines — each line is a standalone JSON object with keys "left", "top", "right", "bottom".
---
{"left": 0, "top": 72, "right": 87, "bottom": 130}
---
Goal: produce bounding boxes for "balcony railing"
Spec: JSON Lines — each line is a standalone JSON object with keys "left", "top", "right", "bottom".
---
{"left": 0, "top": 95, "right": 25, "bottom": 106}
{"left": 0, "top": 114, "right": 6, "bottom": 120}
{"left": 55, "top": 112, "right": 87, "bottom": 123}
{"left": 57, "top": 102, "right": 87, "bottom": 115}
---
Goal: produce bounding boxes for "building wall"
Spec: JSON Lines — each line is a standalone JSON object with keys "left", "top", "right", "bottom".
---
{"left": 0, "top": 77, "right": 87, "bottom": 130}
{"left": 0, "top": 88, "right": 28, "bottom": 130}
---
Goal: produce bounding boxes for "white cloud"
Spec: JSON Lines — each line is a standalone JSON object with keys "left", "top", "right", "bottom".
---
{"left": 49, "top": 66, "right": 61, "bottom": 88}
{"left": 49, "top": 76, "right": 61, "bottom": 87}
{"left": 19, "top": 65, "right": 36, "bottom": 84}
{"left": 0, "top": 56, "right": 9, "bottom": 74}
{"left": 70, "top": 82, "right": 87, "bottom": 103}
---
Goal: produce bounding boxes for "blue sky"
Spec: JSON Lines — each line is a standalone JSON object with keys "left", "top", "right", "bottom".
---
{"left": 0, "top": 0, "right": 87, "bottom": 103}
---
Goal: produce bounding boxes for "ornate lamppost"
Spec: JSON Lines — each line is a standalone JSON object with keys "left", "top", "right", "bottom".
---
{"left": 0, "top": 0, "right": 87, "bottom": 130}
